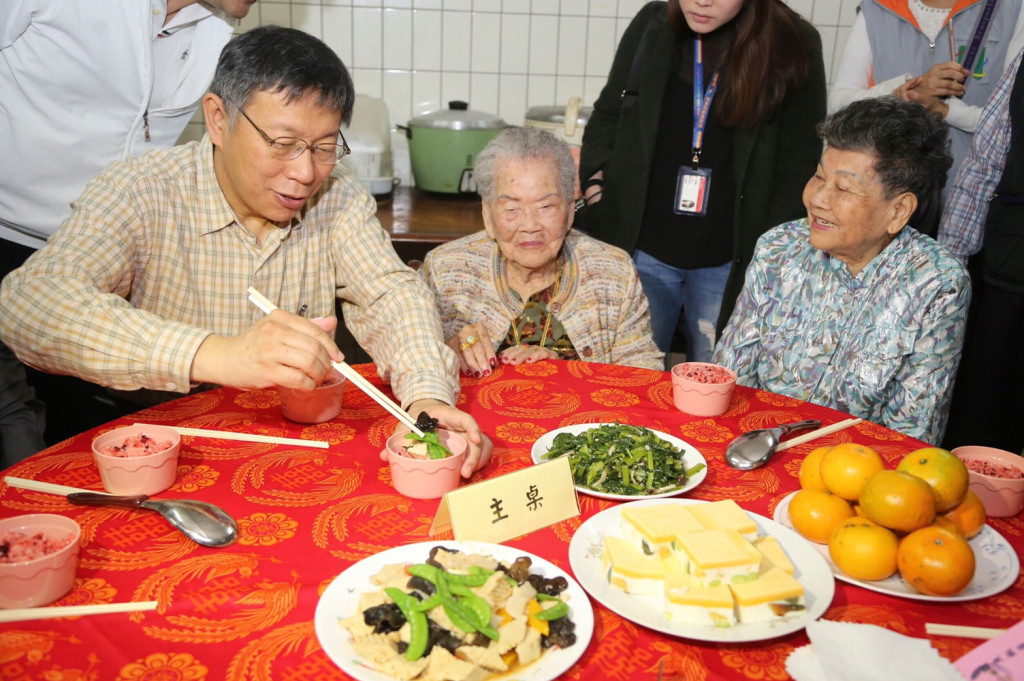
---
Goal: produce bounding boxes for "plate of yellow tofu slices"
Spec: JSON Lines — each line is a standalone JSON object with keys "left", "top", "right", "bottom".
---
{"left": 568, "top": 498, "right": 835, "bottom": 642}
{"left": 316, "top": 540, "right": 594, "bottom": 681}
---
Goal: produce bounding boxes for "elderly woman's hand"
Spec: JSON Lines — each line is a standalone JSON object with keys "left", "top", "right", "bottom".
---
{"left": 499, "top": 345, "right": 558, "bottom": 365}
{"left": 446, "top": 323, "right": 496, "bottom": 378}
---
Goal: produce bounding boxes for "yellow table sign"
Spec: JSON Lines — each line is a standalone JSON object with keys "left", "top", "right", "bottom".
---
{"left": 430, "top": 456, "right": 580, "bottom": 542}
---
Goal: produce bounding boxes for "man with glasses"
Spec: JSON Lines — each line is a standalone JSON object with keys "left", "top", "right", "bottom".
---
{"left": 0, "top": 26, "right": 491, "bottom": 476}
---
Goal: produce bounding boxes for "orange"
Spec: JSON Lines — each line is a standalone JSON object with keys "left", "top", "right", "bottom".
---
{"left": 941, "top": 489, "right": 987, "bottom": 539}
{"left": 897, "top": 525, "right": 975, "bottom": 596}
{"left": 788, "top": 488, "right": 854, "bottom": 544}
{"left": 897, "top": 448, "right": 970, "bottom": 512}
{"left": 819, "top": 443, "right": 885, "bottom": 501}
{"left": 798, "top": 446, "right": 831, "bottom": 490}
{"left": 858, "top": 470, "right": 937, "bottom": 533}
{"left": 828, "top": 516, "right": 899, "bottom": 581}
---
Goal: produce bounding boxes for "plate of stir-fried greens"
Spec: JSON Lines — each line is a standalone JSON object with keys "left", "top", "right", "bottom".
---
{"left": 530, "top": 423, "right": 707, "bottom": 500}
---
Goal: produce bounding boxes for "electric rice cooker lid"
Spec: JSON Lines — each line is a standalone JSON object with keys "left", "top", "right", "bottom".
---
{"left": 409, "top": 100, "right": 506, "bottom": 131}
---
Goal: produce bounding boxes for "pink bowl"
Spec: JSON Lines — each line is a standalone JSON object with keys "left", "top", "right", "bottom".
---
{"left": 0, "top": 514, "right": 81, "bottom": 609}
{"left": 384, "top": 430, "right": 468, "bottom": 500}
{"left": 92, "top": 424, "right": 181, "bottom": 496}
{"left": 670, "top": 362, "right": 737, "bottom": 417}
{"left": 279, "top": 369, "right": 346, "bottom": 424}
{"left": 953, "top": 446, "right": 1024, "bottom": 518}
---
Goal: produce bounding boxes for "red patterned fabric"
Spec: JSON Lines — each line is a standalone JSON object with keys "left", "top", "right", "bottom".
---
{"left": 1, "top": 361, "right": 1020, "bottom": 680}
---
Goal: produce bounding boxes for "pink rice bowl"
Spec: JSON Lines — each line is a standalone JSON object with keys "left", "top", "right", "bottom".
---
{"left": 0, "top": 514, "right": 81, "bottom": 609}
{"left": 279, "top": 369, "right": 346, "bottom": 424}
{"left": 953, "top": 446, "right": 1024, "bottom": 518}
{"left": 384, "top": 430, "right": 468, "bottom": 500}
{"left": 670, "top": 362, "right": 737, "bottom": 417}
{"left": 92, "top": 424, "right": 181, "bottom": 496}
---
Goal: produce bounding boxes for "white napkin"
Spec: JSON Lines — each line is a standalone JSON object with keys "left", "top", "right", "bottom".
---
{"left": 787, "top": 620, "right": 966, "bottom": 681}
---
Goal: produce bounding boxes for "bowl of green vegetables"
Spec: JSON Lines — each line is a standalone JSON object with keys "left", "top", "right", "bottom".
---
{"left": 530, "top": 422, "right": 707, "bottom": 501}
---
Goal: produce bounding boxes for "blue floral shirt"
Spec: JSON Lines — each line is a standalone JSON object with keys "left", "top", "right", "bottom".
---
{"left": 713, "top": 219, "right": 970, "bottom": 444}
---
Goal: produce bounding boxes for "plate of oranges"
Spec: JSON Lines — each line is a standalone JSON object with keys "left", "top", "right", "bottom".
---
{"left": 774, "top": 444, "right": 1019, "bottom": 602}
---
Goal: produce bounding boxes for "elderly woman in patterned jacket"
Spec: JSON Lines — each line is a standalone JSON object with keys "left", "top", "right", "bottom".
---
{"left": 713, "top": 98, "right": 970, "bottom": 444}
{"left": 420, "top": 127, "right": 663, "bottom": 377}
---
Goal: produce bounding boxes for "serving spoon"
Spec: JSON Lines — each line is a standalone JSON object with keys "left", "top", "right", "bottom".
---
{"left": 67, "top": 492, "right": 237, "bottom": 548}
{"left": 724, "top": 420, "right": 821, "bottom": 470}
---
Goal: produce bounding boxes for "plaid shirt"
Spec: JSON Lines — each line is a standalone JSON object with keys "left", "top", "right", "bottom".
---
{"left": 0, "top": 136, "right": 458, "bottom": 406}
{"left": 939, "top": 50, "right": 1024, "bottom": 260}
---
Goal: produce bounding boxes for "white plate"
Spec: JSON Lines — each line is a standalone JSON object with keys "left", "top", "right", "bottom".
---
{"left": 314, "top": 540, "right": 594, "bottom": 681}
{"left": 774, "top": 491, "right": 1020, "bottom": 602}
{"left": 568, "top": 498, "right": 835, "bottom": 643}
{"left": 530, "top": 423, "right": 708, "bottom": 501}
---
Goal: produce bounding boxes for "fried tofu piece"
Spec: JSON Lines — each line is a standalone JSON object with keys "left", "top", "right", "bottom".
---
{"left": 421, "top": 646, "right": 488, "bottom": 681}
{"left": 456, "top": 645, "right": 509, "bottom": 672}
{"left": 515, "top": 626, "right": 544, "bottom": 665}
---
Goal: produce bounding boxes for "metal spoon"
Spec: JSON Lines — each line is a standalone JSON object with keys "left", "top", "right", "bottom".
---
{"left": 724, "top": 420, "right": 821, "bottom": 470}
{"left": 67, "top": 493, "right": 237, "bottom": 547}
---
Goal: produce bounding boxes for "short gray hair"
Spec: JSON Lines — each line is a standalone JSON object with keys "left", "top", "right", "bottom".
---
{"left": 474, "top": 126, "right": 576, "bottom": 203}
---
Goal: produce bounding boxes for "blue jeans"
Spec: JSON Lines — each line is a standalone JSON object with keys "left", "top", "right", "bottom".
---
{"left": 633, "top": 249, "right": 731, "bottom": 363}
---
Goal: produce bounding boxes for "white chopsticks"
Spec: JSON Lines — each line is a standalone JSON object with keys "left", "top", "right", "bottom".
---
{"left": 925, "top": 623, "right": 1006, "bottom": 640}
{"left": 246, "top": 287, "right": 423, "bottom": 436}
{"left": 0, "top": 600, "right": 158, "bottom": 623}
{"left": 4, "top": 477, "right": 106, "bottom": 497}
{"left": 134, "top": 423, "right": 328, "bottom": 449}
{"left": 776, "top": 417, "right": 863, "bottom": 452}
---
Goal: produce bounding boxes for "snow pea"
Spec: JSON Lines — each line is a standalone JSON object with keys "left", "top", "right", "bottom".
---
{"left": 532, "top": 599, "right": 569, "bottom": 621}
{"left": 384, "top": 587, "right": 429, "bottom": 660}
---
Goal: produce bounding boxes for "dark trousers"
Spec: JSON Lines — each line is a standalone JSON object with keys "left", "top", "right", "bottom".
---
{"left": 943, "top": 272, "right": 1024, "bottom": 454}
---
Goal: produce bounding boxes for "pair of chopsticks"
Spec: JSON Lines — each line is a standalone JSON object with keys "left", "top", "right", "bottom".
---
{"left": 776, "top": 417, "right": 863, "bottom": 452}
{"left": 133, "top": 423, "right": 327, "bottom": 450}
{"left": 246, "top": 287, "right": 423, "bottom": 436}
{"left": 0, "top": 601, "right": 158, "bottom": 623}
{"left": 926, "top": 623, "right": 1006, "bottom": 640}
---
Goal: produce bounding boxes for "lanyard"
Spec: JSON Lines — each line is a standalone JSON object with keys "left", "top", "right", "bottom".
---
{"left": 961, "top": 0, "right": 999, "bottom": 76}
{"left": 692, "top": 36, "right": 721, "bottom": 169}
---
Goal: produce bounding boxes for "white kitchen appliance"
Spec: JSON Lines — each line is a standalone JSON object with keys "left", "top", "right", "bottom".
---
{"left": 340, "top": 94, "right": 394, "bottom": 197}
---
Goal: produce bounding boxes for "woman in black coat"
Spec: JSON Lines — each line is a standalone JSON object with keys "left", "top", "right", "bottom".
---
{"left": 579, "top": 0, "right": 826, "bottom": 363}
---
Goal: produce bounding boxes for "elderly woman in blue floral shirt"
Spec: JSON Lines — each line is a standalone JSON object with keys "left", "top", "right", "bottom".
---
{"left": 713, "top": 98, "right": 969, "bottom": 444}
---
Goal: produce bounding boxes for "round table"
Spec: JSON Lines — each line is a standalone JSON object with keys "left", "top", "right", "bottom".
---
{"left": 1, "top": 360, "right": 1020, "bottom": 680}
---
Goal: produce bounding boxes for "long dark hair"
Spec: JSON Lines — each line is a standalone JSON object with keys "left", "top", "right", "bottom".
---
{"left": 668, "top": 0, "right": 812, "bottom": 128}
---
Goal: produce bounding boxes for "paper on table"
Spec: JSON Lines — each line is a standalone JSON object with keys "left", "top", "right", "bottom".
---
{"left": 786, "top": 620, "right": 964, "bottom": 681}
{"left": 954, "top": 619, "right": 1024, "bottom": 679}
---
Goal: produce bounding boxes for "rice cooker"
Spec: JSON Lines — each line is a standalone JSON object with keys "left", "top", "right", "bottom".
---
{"left": 403, "top": 101, "right": 506, "bottom": 194}
{"left": 525, "top": 97, "right": 592, "bottom": 198}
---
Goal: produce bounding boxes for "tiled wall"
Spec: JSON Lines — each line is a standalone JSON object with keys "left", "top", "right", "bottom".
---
{"left": 183, "top": 0, "right": 860, "bottom": 183}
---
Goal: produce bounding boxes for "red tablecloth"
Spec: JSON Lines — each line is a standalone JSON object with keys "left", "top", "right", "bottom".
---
{"left": 1, "top": 361, "right": 1021, "bottom": 680}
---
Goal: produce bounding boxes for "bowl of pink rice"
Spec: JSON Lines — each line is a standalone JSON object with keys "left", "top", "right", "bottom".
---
{"left": 0, "top": 513, "right": 81, "bottom": 608}
{"left": 91, "top": 424, "right": 181, "bottom": 496}
{"left": 670, "top": 361, "right": 737, "bottom": 417}
{"left": 952, "top": 445, "right": 1024, "bottom": 517}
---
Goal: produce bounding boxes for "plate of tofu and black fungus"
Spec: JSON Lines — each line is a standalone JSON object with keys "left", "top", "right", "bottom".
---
{"left": 315, "top": 541, "right": 594, "bottom": 681}
{"left": 568, "top": 498, "right": 835, "bottom": 643}
{"left": 530, "top": 422, "right": 708, "bottom": 501}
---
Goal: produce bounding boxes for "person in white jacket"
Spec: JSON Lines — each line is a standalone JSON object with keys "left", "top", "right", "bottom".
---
{"left": 829, "top": 0, "right": 1024, "bottom": 235}
{"left": 0, "top": 0, "right": 255, "bottom": 465}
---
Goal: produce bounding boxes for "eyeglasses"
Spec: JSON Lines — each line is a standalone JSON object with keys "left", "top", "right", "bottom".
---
{"left": 231, "top": 101, "right": 350, "bottom": 165}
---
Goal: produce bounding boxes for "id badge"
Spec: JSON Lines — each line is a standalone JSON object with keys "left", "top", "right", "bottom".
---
{"left": 674, "top": 166, "right": 712, "bottom": 216}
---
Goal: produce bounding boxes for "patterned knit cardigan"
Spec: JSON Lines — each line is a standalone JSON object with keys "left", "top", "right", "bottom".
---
{"left": 420, "top": 230, "right": 664, "bottom": 371}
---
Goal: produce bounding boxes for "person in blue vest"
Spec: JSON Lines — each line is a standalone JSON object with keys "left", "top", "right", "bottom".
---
{"left": 940, "top": 48, "right": 1024, "bottom": 454}
{"left": 578, "top": 0, "right": 826, "bottom": 365}
{"left": 830, "top": 0, "right": 1024, "bottom": 236}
